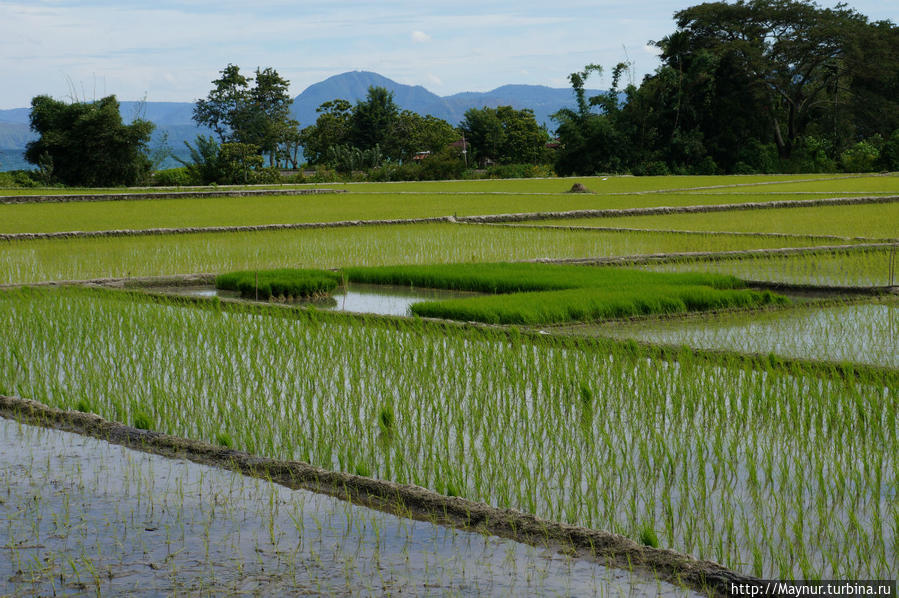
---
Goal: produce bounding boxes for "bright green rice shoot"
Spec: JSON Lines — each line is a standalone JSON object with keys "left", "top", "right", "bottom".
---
{"left": 340, "top": 263, "right": 786, "bottom": 324}
{"left": 216, "top": 268, "right": 340, "bottom": 300}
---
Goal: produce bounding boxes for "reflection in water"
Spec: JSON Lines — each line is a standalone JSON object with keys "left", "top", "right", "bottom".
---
{"left": 0, "top": 417, "right": 700, "bottom": 597}
{"left": 164, "top": 283, "right": 480, "bottom": 317}
{"left": 578, "top": 301, "right": 898, "bottom": 368}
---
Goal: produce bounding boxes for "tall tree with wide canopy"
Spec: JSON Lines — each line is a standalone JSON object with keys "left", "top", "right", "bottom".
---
{"left": 668, "top": 0, "right": 871, "bottom": 157}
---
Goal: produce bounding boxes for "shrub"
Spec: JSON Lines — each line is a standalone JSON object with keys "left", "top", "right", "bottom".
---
{"left": 151, "top": 167, "right": 193, "bottom": 186}
{"left": 0, "top": 170, "right": 40, "bottom": 188}
{"left": 632, "top": 161, "right": 670, "bottom": 176}
{"left": 840, "top": 140, "right": 880, "bottom": 172}
{"left": 879, "top": 130, "right": 899, "bottom": 171}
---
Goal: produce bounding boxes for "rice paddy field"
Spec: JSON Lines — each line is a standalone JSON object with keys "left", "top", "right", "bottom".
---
{"left": 2, "top": 417, "right": 700, "bottom": 597}
{"left": 1, "top": 173, "right": 897, "bottom": 594}
{"left": 528, "top": 202, "right": 899, "bottom": 240}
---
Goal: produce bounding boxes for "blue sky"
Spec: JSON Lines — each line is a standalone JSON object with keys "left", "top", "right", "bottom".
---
{"left": 2, "top": 0, "right": 897, "bottom": 109}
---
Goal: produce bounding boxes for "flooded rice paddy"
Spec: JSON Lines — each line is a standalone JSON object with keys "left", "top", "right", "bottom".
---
{"left": 0, "top": 416, "right": 699, "bottom": 597}
{"left": 2, "top": 287, "right": 896, "bottom": 580}
{"left": 567, "top": 300, "right": 898, "bottom": 368}
{"left": 169, "top": 282, "right": 479, "bottom": 317}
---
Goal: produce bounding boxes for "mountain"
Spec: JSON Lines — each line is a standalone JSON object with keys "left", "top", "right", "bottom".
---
{"left": 0, "top": 71, "right": 602, "bottom": 169}
{"left": 290, "top": 71, "right": 599, "bottom": 128}
{"left": 290, "top": 71, "right": 452, "bottom": 127}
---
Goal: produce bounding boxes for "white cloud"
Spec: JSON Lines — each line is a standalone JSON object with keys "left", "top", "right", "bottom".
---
{"left": 1, "top": 0, "right": 896, "bottom": 108}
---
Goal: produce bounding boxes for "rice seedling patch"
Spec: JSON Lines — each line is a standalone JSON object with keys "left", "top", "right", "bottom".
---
{"left": 215, "top": 268, "right": 340, "bottom": 300}
{"left": 339, "top": 262, "right": 787, "bottom": 324}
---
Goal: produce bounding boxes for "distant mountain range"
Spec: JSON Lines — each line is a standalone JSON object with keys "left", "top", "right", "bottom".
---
{"left": 0, "top": 70, "right": 597, "bottom": 169}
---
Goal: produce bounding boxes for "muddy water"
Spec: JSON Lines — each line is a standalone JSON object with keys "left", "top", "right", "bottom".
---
{"left": 165, "top": 282, "right": 479, "bottom": 317}
{"left": 0, "top": 416, "right": 700, "bottom": 597}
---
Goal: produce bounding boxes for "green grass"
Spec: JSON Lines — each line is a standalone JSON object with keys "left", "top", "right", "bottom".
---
{"left": 0, "top": 286, "right": 894, "bottom": 578}
{"left": 533, "top": 202, "right": 899, "bottom": 240}
{"left": 720, "top": 173, "right": 898, "bottom": 194}
{"left": 411, "top": 285, "right": 784, "bottom": 325}
{"left": 1, "top": 190, "right": 873, "bottom": 235}
{"left": 342, "top": 262, "right": 748, "bottom": 293}
{"left": 0, "top": 223, "right": 831, "bottom": 285}
{"left": 0, "top": 172, "right": 842, "bottom": 196}
{"left": 313, "top": 262, "right": 785, "bottom": 324}
{"left": 215, "top": 268, "right": 340, "bottom": 299}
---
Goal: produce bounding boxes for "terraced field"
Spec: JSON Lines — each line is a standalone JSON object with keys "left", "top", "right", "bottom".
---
{"left": 1, "top": 172, "right": 896, "bottom": 594}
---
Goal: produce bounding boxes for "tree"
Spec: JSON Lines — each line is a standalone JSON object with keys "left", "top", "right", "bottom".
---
{"left": 350, "top": 86, "right": 399, "bottom": 152}
{"left": 460, "top": 106, "right": 549, "bottom": 166}
{"left": 669, "top": 0, "right": 871, "bottom": 157}
{"left": 25, "top": 95, "right": 154, "bottom": 186}
{"left": 301, "top": 96, "right": 458, "bottom": 165}
{"left": 299, "top": 99, "right": 353, "bottom": 165}
{"left": 385, "top": 111, "right": 458, "bottom": 162}
{"left": 175, "top": 135, "right": 275, "bottom": 184}
{"left": 193, "top": 64, "right": 298, "bottom": 167}
{"left": 232, "top": 67, "right": 295, "bottom": 166}
{"left": 552, "top": 65, "right": 628, "bottom": 175}
{"left": 193, "top": 64, "right": 250, "bottom": 143}
{"left": 556, "top": 0, "right": 897, "bottom": 174}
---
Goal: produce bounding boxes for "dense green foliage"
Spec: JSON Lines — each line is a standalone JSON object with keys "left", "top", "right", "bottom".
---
{"left": 300, "top": 87, "right": 459, "bottom": 168}
{"left": 192, "top": 64, "right": 300, "bottom": 170}
{"left": 174, "top": 136, "right": 280, "bottom": 185}
{"left": 555, "top": 0, "right": 899, "bottom": 175}
{"left": 215, "top": 268, "right": 340, "bottom": 299}
{"left": 24, "top": 95, "right": 154, "bottom": 186}
{"left": 343, "top": 263, "right": 783, "bottom": 324}
{"left": 459, "top": 106, "right": 551, "bottom": 166}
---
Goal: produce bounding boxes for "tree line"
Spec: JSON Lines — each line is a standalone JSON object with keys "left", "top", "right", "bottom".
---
{"left": 21, "top": 0, "right": 899, "bottom": 186}
{"left": 555, "top": 0, "right": 899, "bottom": 175}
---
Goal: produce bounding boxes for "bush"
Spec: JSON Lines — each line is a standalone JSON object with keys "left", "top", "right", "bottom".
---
{"left": 485, "top": 163, "right": 533, "bottom": 179}
{"left": 784, "top": 136, "right": 836, "bottom": 173}
{"left": 418, "top": 151, "right": 466, "bottom": 180}
{"left": 690, "top": 155, "right": 719, "bottom": 175}
{"left": 151, "top": 167, "right": 193, "bottom": 186}
{"left": 0, "top": 170, "right": 40, "bottom": 188}
{"left": 632, "top": 161, "right": 670, "bottom": 176}
{"left": 735, "top": 139, "right": 779, "bottom": 174}
{"left": 880, "top": 130, "right": 899, "bottom": 171}
{"left": 840, "top": 140, "right": 880, "bottom": 172}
